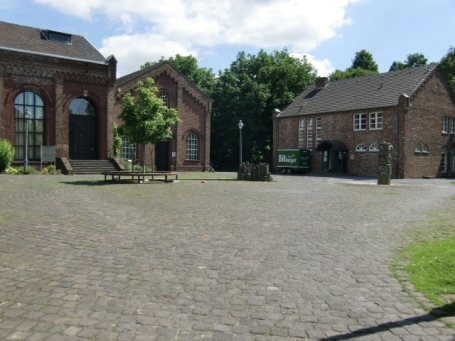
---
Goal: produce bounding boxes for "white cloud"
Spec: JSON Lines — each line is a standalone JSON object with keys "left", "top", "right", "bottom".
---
{"left": 99, "top": 34, "right": 197, "bottom": 77}
{"left": 292, "top": 53, "right": 335, "bottom": 77}
{"left": 34, "top": 0, "right": 360, "bottom": 75}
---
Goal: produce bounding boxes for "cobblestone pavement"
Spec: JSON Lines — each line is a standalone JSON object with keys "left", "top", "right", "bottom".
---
{"left": 0, "top": 173, "right": 455, "bottom": 341}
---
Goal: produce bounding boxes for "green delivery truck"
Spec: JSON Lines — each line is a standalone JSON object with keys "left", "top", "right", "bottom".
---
{"left": 276, "top": 149, "right": 311, "bottom": 174}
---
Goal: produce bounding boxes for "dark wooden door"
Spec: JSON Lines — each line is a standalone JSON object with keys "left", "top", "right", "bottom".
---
{"left": 155, "top": 141, "right": 169, "bottom": 171}
{"left": 69, "top": 115, "right": 97, "bottom": 159}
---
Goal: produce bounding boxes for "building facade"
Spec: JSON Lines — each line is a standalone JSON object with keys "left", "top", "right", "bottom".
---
{"left": 0, "top": 21, "right": 117, "bottom": 166}
{"left": 273, "top": 64, "right": 455, "bottom": 178}
{"left": 114, "top": 62, "right": 212, "bottom": 172}
{"left": 0, "top": 21, "right": 211, "bottom": 173}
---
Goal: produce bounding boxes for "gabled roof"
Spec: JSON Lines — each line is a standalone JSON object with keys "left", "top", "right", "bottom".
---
{"left": 279, "top": 64, "right": 439, "bottom": 117}
{"left": 0, "top": 21, "right": 107, "bottom": 64}
{"left": 116, "top": 61, "right": 212, "bottom": 102}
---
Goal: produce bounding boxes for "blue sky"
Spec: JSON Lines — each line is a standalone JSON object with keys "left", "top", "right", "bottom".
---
{"left": 1, "top": 0, "right": 454, "bottom": 78}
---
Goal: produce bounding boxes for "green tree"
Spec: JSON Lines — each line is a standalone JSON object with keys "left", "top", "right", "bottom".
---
{"left": 329, "top": 67, "right": 379, "bottom": 81}
{"left": 0, "top": 138, "right": 15, "bottom": 173}
{"left": 211, "top": 49, "right": 316, "bottom": 166}
{"left": 351, "top": 49, "right": 379, "bottom": 72}
{"left": 141, "top": 55, "right": 215, "bottom": 96}
{"left": 389, "top": 53, "right": 428, "bottom": 71}
{"left": 440, "top": 47, "right": 455, "bottom": 93}
{"left": 329, "top": 50, "right": 379, "bottom": 81}
{"left": 117, "top": 78, "right": 180, "bottom": 172}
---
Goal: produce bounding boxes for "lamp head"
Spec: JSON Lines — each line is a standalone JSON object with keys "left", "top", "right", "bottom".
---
{"left": 238, "top": 120, "right": 244, "bottom": 130}
{"left": 24, "top": 108, "right": 31, "bottom": 119}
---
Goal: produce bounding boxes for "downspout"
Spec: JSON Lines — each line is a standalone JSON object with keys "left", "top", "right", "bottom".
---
{"left": 395, "top": 104, "right": 399, "bottom": 179}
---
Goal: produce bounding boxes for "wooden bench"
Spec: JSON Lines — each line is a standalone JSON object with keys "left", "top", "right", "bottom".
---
{"left": 101, "top": 171, "right": 179, "bottom": 183}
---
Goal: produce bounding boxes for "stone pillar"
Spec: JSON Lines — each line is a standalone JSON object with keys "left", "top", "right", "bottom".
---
{"left": 378, "top": 143, "right": 393, "bottom": 185}
{"left": 54, "top": 78, "right": 68, "bottom": 158}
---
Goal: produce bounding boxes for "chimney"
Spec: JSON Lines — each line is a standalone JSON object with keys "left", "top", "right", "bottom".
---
{"left": 315, "top": 77, "right": 328, "bottom": 88}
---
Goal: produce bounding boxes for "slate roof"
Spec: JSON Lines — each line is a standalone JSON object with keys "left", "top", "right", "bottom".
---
{"left": 0, "top": 21, "right": 106, "bottom": 64}
{"left": 279, "top": 64, "right": 439, "bottom": 117}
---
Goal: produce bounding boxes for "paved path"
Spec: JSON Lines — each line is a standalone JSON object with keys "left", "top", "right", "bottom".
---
{"left": 0, "top": 174, "right": 454, "bottom": 341}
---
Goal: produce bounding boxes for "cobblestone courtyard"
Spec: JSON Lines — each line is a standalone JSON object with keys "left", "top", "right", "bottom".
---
{"left": 0, "top": 174, "right": 454, "bottom": 341}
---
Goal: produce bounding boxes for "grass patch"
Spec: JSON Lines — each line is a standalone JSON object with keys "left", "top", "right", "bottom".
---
{"left": 393, "top": 209, "right": 455, "bottom": 316}
{"left": 401, "top": 238, "right": 455, "bottom": 313}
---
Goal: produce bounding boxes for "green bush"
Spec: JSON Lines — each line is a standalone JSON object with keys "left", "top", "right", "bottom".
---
{"left": 42, "top": 165, "right": 61, "bottom": 175}
{"left": 0, "top": 139, "right": 15, "bottom": 173}
{"left": 5, "top": 166, "right": 18, "bottom": 174}
{"left": 16, "top": 165, "right": 39, "bottom": 174}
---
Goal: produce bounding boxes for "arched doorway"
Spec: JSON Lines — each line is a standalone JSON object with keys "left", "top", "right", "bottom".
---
{"left": 317, "top": 140, "right": 348, "bottom": 173}
{"left": 69, "top": 98, "right": 97, "bottom": 160}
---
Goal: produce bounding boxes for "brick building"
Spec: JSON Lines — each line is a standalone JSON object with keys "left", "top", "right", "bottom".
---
{"left": 273, "top": 64, "right": 455, "bottom": 178}
{"left": 0, "top": 21, "right": 211, "bottom": 173}
{"left": 114, "top": 62, "right": 212, "bottom": 171}
{"left": 0, "top": 21, "right": 117, "bottom": 167}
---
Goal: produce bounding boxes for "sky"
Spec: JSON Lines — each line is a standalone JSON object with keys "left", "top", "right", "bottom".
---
{"left": 1, "top": 0, "right": 454, "bottom": 78}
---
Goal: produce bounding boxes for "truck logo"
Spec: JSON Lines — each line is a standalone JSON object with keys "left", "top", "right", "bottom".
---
{"left": 279, "top": 155, "right": 297, "bottom": 164}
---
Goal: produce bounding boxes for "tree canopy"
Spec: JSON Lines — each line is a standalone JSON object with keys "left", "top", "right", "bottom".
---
{"left": 141, "top": 54, "right": 215, "bottom": 96}
{"left": 351, "top": 49, "right": 378, "bottom": 72}
{"left": 117, "top": 77, "right": 180, "bottom": 170}
{"left": 440, "top": 47, "right": 455, "bottom": 93}
{"left": 329, "top": 50, "right": 379, "bottom": 81}
{"left": 211, "top": 49, "right": 316, "bottom": 166}
{"left": 389, "top": 53, "right": 428, "bottom": 71}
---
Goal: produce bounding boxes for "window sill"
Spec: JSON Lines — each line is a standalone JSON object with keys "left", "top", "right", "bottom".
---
{"left": 185, "top": 159, "right": 200, "bottom": 162}
{"left": 369, "top": 128, "right": 383, "bottom": 131}
{"left": 353, "top": 129, "right": 366, "bottom": 132}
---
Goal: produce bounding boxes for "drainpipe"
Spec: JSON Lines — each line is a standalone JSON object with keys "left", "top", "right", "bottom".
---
{"left": 395, "top": 104, "right": 399, "bottom": 179}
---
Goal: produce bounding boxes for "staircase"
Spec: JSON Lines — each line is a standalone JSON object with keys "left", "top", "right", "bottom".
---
{"left": 69, "top": 160, "right": 119, "bottom": 175}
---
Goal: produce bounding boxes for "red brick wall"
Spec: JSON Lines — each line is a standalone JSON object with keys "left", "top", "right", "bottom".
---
{"left": 401, "top": 68, "right": 455, "bottom": 178}
{"left": 273, "top": 67, "right": 455, "bottom": 178}
{"left": 0, "top": 49, "right": 113, "bottom": 160}
{"left": 113, "top": 63, "right": 212, "bottom": 171}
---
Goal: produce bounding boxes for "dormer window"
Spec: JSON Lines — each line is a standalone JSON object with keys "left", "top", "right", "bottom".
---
{"left": 41, "top": 30, "right": 72, "bottom": 44}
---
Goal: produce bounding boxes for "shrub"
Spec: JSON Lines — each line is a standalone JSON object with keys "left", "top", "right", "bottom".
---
{"left": 0, "top": 139, "right": 15, "bottom": 173}
{"left": 42, "top": 165, "right": 61, "bottom": 175}
{"left": 5, "top": 166, "right": 18, "bottom": 174}
{"left": 16, "top": 165, "right": 39, "bottom": 174}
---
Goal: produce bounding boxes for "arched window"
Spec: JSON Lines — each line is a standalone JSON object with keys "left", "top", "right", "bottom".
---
{"left": 414, "top": 144, "right": 421, "bottom": 153}
{"left": 159, "top": 93, "right": 168, "bottom": 107}
{"left": 369, "top": 143, "right": 379, "bottom": 152}
{"left": 422, "top": 144, "right": 429, "bottom": 153}
{"left": 69, "top": 98, "right": 96, "bottom": 116}
{"left": 186, "top": 133, "right": 198, "bottom": 160}
{"left": 14, "top": 91, "right": 44, "bottom": 160}
{"left": 355, "top": 143, "right": 366, "bottom": 152}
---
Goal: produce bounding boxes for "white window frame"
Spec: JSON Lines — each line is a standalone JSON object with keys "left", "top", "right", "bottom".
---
{"left": 369, "top": 112, "right": 383, "bottom": 130}
{"left": 369, "top": 143, "right": 379, "bottom": 152}
{"left": 316, "top": 117, "right": 322, "bottom": 143}
{"left": 450, "top": 118, "right": 455, "bottom": 134}
{"left": 121, "top": 136, "right": 135, "bottom": 160}
{"left": 422, "top": 144, "right": 429, "bottom": 153}
{"left": 450, "top": 147, "right": 455, "bottom": 173}
{"left": 442, "top": 117, "right": 449, "bottom": 133}
{"left": 307, "top": 118, "right": 313, "bottom": 150}
{"left": 298, "top": 119, "right": 305, "bottom": 149}
{"left": 355, "top": 143, "right": 366, "bottom": 152}
{"left": 186, "top": 133, "right": 198, "bottom": 160}
{"left": 159, "top": 93, "right": 168, "bottom": 107}
{"left": 414, "top": 144, "right": 421, "bottom": 153}
{"left": 353, "top": 113, "right": 366, "bottom": 131}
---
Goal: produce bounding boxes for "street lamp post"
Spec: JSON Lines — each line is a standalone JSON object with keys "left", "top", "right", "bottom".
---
{"left": 24, "top": 109, "right": 31, "bottom": 172}
{"left": 238, "top": 120, "right": 244, "bottom": 165}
